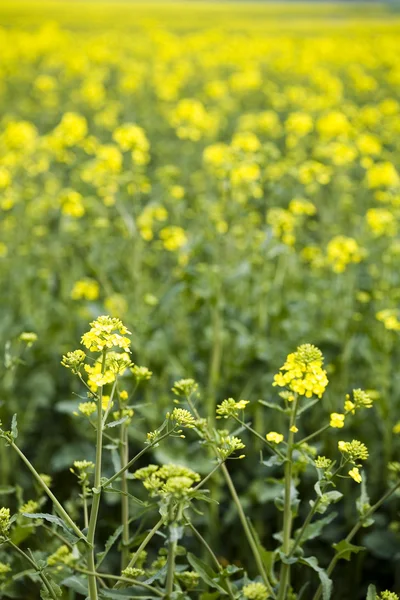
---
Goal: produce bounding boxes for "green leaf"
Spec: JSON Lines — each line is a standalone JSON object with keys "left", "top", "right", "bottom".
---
{"left": 21, "top": 513, "right": 79, "bottom": 544}
{"left": 247, "top": 518, "right": 276, "bottom": 575}
{"left": 0, "top": 485, "right": 15, "bottom": 495}
{"left": 105, "top": 416, "right": 129, "bottom": 429}
{"left": 278, "top": 551, "right": 298, "bottom": 565}
{"left": 40, "top": 578, "right": 62, "bottom": 599}
{"left": 103, "top": 487, "right": 147, "bottom": 506}
{"left": 294, "top": 512, "right": 337, "bottom": 544}
{"left": 262, "top": 455, "right": 285, "bottom": 468}
{"left": 187, "top": 553, "right": 228, "bottom": 595}
{"left": 297, "top": 398, "right": 319, "bottom": 415}
{"left": 324, "top": 491, "right": 343, "bottom": 504}
{"left": 96, "top": 524, "right": 124, "bottom": 568}
{"left": 258, "top": 400, "right": 288, "bottom": 414}
{"left": 366, "top": 584, "right": 377, "bottom": 600}
{"left": 332, "top": 539, "right": 365, "bottom": 561}
{"left": 61, "top": 575, "right": 88, "bottom": 595}
{"left": 11, "top": 414, "right": 18, "bottom": 440}
{"left": 299, "top": 556, "right": 332, "bottom": 600}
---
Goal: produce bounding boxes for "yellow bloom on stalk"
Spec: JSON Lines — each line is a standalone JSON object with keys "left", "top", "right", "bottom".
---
{"left": 367, "top": 162, "right": 399, "bottom": 189}
{"left": 376, "top": 309, "right": 400, "bottom": 332}
{"left": 330, "top": 413, "right": 345, "bottom": 428}
{"left": 71, "top": 278, "right": 99, "bottom": 301}
{"left": 160, "top": 226, "right": 187, "bottom": 251}
{"left": 81, "top": 316, "right": 131, "bottom": 353}
{"left": 317, "top": 111, "right": 350, "bottom": 138}
{"left": 60, "top": 190, "right": 85, "bottom": 218}
{"left": 101, "top": 395, "right": 113, "bottom": 411}
{"left": 393, "top": 422, "right": 400, "bottom": 434}
{"left": 326, "top": 235, "right": 365, "bottom": 273}
{"left": 290, "top": 425, "right": 298, "bottom": 433}
{"left": 366, "top": 208, "right": 397, "bottom": 237}
{"left": 266, "top": 432, "right": 284, "bottom": 444}
{"left": 273, "top": 344, "right": 328, "bottom": 399}
{"left": 348, "top": 467, "right": 362, "bottom": 483}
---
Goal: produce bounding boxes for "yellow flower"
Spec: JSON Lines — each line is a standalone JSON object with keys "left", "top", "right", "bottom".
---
{"left": 393, "top": 422, "right": 400, "bottom": 434}
{"left": 266, "top": 432, "right": 284, "bottom": 444}
{"left": 367, "top": 162, "right": 399, "bottom": 189}
{"left": 290, "top": 425, "right": 298, "bottom": 433}
{"left": 71, "top": 279, "right": 99, "bottom": 301}
{"left": 348, "top": 467, "right": 362, "bottom": 483}
{"left": 160, "top": 226, "right": 187, "bottom": 251}
{"left": 273, "top": 344, "right": 328, "bottom": 399}
{"left": 330, "top": 413, "right": 345, "bottom": 428}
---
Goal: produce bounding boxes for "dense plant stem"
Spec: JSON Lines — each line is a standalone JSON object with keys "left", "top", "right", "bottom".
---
{"left": 277, "top": 396, "right": 299, "bottom": 600}
{"left": 87, "top": 350, "right": 107, "bottom": 600}
{"left": 120, "top": 422, "right": 130, "bottom": 569}
{"left": 221, "top": 462, "right": 276, "bottom": 598}
{"left": 9, "top": 440, "right": 85, "bottom": 542}
{"left": 312, "top": 479, "right": 400, "bottom": 600}
{"left": 8, "top": 540, "right": 59, "bottom": 600}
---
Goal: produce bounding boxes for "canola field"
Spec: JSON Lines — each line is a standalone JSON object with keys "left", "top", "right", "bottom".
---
{"left": 1, "top": 2, "right": 400, "bottom": 598}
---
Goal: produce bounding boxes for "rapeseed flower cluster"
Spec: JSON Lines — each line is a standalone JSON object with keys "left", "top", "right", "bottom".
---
{"left": 273, "top": 344, "right": 328, "bottom": 399}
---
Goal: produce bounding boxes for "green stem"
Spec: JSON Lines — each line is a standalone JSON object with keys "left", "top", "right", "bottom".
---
{"left": 114, "top": 516, "right": 165, "bottom": 588}
{"left": 8, "top": 541, "right": 58, "bottom": 600}
{"left": 9, "top": 441, "right": 85, "bottom": 542}
{"left": 185, "top": 518, "right": 235, "bottom": 600}
{"left": 221, "top": 462, "right": 276, "bottom": 598}
{"left": 87, "top": 350, "right": 107, "bottom": 600}
{"left": 289, "top": 497, "right": 321, "bottom": 558}
{"left": 297, "top": 423, "right": 330, "bottom": 446}
{"left": 76, "top": 567, "right": 163, "bottom": 596}
{"left": 166, "top": 504, "right": 182, "bottom": 597}
{"left": 233, "top": 416, "right": 285, "bottom": 459}
{"left": 120, "top": 423, "right": 130, "bottom": 570}
{"left": 312, "top": 479, "right": 400, "bottom": 600}
{"left": 277, "top": 396, "right": 299, "bottom": 600}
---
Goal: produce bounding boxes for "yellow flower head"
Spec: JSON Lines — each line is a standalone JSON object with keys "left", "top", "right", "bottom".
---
{"left": 348, "top": 467, "right": 362, "bottom": 483}
{"left": 266, "top": 431, "right": 284, "bottom": 444}
{"left": 273, "top": 344, "right": 328, "bottom": 398}
{"left": 330, "top": 413, "right": 345, "bottom": 428}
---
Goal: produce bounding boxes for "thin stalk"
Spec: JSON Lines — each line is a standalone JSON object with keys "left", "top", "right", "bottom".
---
{"left": 192, "top": 461, "right": 223, "bottom": 491}
{"left": 277, "top": 396, "right": 299, "bottom": 600}
{"left": 9, "top": 441, "right": 85, "bottom": 542}
{"left": 297, "top": 424, "right": 330, "bottom": 446}
{"left": 114, "top": 516, "right": 165, "bottom": 588}
{"left": 166, "top": 504, "right": 183, "bottom": 597}
{"left": 8, "top": 540, "right": 58, "bottom": 600}
{"left": 120, "top": 421, "right": 130, "bottom": 569}
{"left": 312, "top": 479, "right": 400, "bottom": 600}
{"left": 289, "top": 497, "right": 321, "bottom": 558}
{"left": 87, "top": 350, "right": 107, "bottom": 600}
{"left": 185, "top": 518, "right": 236, "bottom": 600}
{"left": 221, "top": 462, "right": 276, "bottom": 598}
{"left": 76, "top": 567, "right": 163, "bottom": 596}
{"left": 233, "top": 416, "right": 285, "bottom": 459}
{"left": 83, "top": 487, "right": 89, "bottom": 530}
{"left": 289, "top": 463, "right": 346, "bottom": 559}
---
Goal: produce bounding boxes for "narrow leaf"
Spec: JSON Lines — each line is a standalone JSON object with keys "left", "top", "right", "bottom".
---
{"left": 299, "top": 556, "right": 332, "bottom": 600}
{"left": 187, "top": 553, "right": 228, "bottom": 595}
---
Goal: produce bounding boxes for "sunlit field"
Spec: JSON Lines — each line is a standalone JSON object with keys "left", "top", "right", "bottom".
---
{"left": 1, "top": 2, "right": 400, "bottom": 599}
